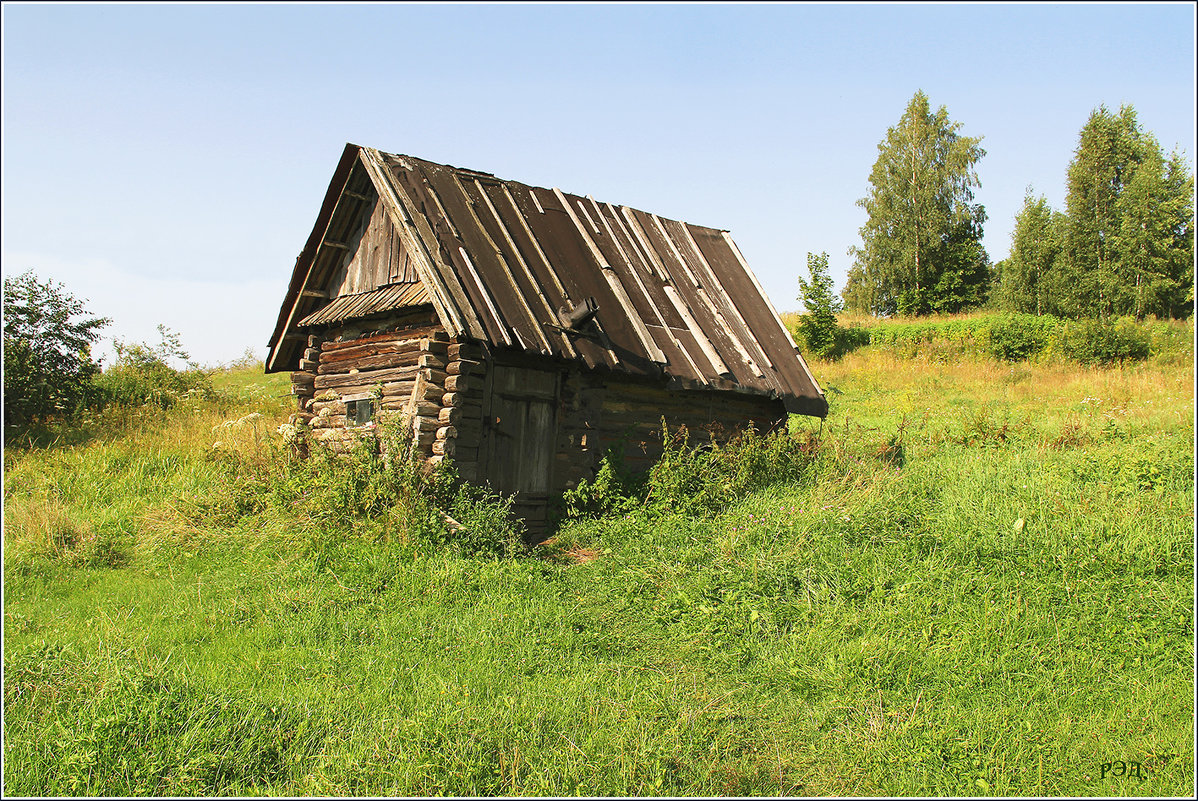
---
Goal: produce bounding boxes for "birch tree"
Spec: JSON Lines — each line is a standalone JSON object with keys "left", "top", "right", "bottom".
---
{"left": 845, "top": 91, "right": 989, "bottom": 315}
{"left": 996, "top": 190, "right": 1068, "bottom": 316}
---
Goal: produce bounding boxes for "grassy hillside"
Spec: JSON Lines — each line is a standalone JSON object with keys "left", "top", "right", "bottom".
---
{"left": 3, "top": 343, "right": 1193, "bottom": 796}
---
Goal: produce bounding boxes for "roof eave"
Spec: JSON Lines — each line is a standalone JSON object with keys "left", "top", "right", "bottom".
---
{"left": 265, "top": 142, "right": 363, "bottom": 373}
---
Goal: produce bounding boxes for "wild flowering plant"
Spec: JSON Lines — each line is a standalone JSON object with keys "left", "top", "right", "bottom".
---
{"left": 211, "top": 412, "right": 265, "bottom": 456}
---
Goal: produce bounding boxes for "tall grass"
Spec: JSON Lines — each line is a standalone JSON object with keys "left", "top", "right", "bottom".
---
{"left": 3, "top": 353, "right": 1193, "bottom": 796}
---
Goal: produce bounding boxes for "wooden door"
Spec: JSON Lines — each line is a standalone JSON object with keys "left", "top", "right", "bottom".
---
{"left": 480, "top": 364, "right": 560, "bottom": 529}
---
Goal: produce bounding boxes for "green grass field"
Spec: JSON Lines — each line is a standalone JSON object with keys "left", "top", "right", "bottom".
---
{"left": 3, "top": 334, "right": 1194, "bottom": 796}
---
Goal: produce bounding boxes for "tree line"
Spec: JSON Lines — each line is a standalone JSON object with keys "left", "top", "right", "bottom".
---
{"left": 832, "top": 91, "right": 1194, "bottom": 320}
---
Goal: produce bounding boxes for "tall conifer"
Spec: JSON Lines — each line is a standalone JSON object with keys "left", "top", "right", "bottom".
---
{"left": 1064, "top": 105, "right": 1194, "bottom": 318}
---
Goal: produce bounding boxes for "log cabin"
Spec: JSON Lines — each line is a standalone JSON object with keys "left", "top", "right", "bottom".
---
{"left": 266, "top": 144, "right": 827, "bottom": 534}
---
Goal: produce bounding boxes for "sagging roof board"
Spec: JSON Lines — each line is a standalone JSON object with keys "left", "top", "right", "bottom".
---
{"left": 267, "top": 144, "right": 827, "bottom": 417}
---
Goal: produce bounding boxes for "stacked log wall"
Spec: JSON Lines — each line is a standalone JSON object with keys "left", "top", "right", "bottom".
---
{"left": 591, "top": 379, "right": 788, "bottom": 475}
{"left": 292, "top": 320, "right": 788, "bottom": 521}
{"left": 289, "top": 332, "right": 321, "bottom": 414}
{"left": 551, "top": 367, "right": 605, "bottom": 493}
{"left": 431, "top": 339, "right": 490, "bottom": 480}
{"left": 296, "top": 309, "right": 447, "bottom": 453}
{"left": 405, "top": 334, "right": 450, "bottom": 459}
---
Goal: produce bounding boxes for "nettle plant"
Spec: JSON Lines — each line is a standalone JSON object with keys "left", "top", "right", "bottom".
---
{"left": 201, "top": 410, "right": 524, "bottom": 557}
{"left": 564, "top": 422, "right": 822, "bottom": 522}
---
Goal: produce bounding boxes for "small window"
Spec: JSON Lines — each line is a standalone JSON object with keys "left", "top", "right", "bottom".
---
{"left": 346, "top": 398, "right": 374, "bottom": 427}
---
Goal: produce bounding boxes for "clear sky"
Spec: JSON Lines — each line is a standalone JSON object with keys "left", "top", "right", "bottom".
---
{"left": 3, "top": 2, "right": 1194, "bottom": 367}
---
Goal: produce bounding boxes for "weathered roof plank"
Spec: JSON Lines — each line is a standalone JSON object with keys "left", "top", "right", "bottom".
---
{"left": 359, "top": 149, "right": 475, "bottom": 339}
{"left": 474, "top": 181, "right": 578, "bottom": 358}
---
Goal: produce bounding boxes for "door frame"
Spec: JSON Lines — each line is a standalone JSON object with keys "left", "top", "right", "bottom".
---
{"left": 478, "top": 356, "right": 562, "bottom": 500}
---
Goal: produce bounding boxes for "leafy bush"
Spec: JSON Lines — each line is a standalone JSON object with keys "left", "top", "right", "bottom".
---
{"left": 1057, "top": 317, "right": 1152, "bottom": 365}
{"left": 986, "top": 314, "right": 1057, "bottom": 361}
{"left": 94, "top": 325, "right": 215, "bottom": 410}
{"left": 3, "top": 270, "right": 110, "bottom": 434}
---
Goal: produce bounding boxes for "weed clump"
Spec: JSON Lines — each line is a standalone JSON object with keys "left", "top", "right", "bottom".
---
{"left": 564, "top": 423, "right": 822, "bottom": 522}
{"left": 195, "top": 412, "right": 524, "bottom": 559}
{"left": 2, "top": 497, "right": 128, "bottom": 571}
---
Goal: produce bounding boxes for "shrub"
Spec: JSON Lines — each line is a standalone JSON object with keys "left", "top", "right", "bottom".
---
{"left": 1058, "top": 317, "right": 1151, "bottom": 365}
{"left": 94, "top": 325, "right": 215, "bottom": 410}
{"left": 2, "top": 270, "right": 110, "bottom": 434}
{"left": 986, "top": 314, "right": 1057, "bottom": 361}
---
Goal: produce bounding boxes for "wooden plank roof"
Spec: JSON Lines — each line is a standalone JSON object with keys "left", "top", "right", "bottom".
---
{"left": 296, "top": 281, "right": 429, "bottom": 327}
{"left": 267, "top": 144, "right": 827, "bottom": 417}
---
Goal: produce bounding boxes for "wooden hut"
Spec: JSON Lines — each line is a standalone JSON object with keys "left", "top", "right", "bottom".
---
{"left": 266, "top": 144, "right": 827, "bottom": 532}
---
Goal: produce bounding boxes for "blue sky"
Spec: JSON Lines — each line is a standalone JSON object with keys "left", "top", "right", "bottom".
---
{"left": 3, "top": 2, "right": 1194, "bottom": 366}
